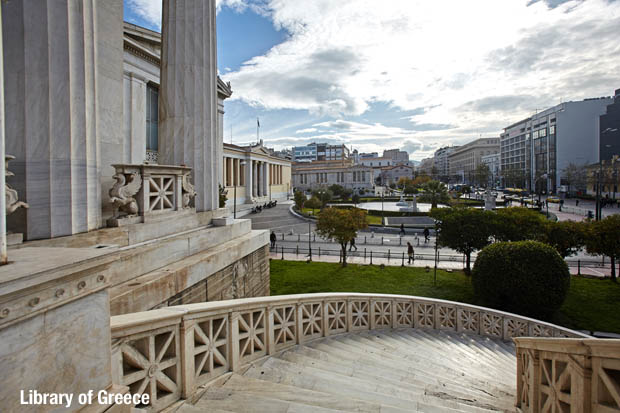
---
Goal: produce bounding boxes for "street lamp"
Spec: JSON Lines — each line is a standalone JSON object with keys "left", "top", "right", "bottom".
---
{"left": 234, "top": 160, "right": 246, "bottom": 219}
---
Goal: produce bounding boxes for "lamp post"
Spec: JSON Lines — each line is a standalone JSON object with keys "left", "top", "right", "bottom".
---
{"left": 381, "top": 191, "right": 384, "bottom": 226}
{"left": 599, "top": 130, "right": 618, "bottom": 219}
{"left": 234, "top": 160, "right": 246, "bottom": 219}
{"left": 308, "top": 220, "right": 312, "bottom": 261}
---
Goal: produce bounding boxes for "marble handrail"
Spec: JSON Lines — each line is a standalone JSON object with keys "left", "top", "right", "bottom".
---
{"left": 515, "top": 337, "right": 620, "bottom": 413}
{"left": 110, "top": 293, "right": 589, "bottom": 411}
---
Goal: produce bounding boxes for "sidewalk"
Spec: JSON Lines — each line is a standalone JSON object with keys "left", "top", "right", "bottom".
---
{"left": 269, "top": 250, "right": 614, "bottom": 277}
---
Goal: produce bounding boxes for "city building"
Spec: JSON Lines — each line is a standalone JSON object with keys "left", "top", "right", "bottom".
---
{"left": 223, "top": 142, "right": 292, "bottom": 209}
{"left": 481, "top": 153, "right": 501, "bottom": 187}
{"left": 292, "top": 160, "right": 374, "bottom": 192}
{"left": 599, "top": 88, "right": 620, "bottom": 162}
{"left": 380, "top": 164, "right": 415, "bottom": 186}
{"left": 448, "top": 138, "right": 500, "bottom": 184}
{"left": 383, "top": 149, "right": 409, "bottom": 162}
{"left": 418, "top": 157, "right": 435, "bottom": 176}
{"left": 292, "top": 142, "right": 350, "bottom": 162}
{"left": 433, "top": 146, "right": 458, "bottom": 181}
{"left": 500, "top": 97, "right": 613, "bottom": 193}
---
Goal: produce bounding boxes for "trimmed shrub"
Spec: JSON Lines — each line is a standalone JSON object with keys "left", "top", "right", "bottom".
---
{"left": 472, "top": 241, "right": 570, "bottom": 320}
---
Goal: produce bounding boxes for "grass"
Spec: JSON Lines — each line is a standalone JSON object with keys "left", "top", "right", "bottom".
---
{"left": 270, "top": 260, "right": 620, "bottom": 334}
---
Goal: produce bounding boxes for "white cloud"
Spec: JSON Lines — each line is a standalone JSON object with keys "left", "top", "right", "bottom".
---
{"left": 222, "top": 0, "right": 620, "bottom": 148}
{"left": 295, "top": 128, "right": 318, "bottom": 134}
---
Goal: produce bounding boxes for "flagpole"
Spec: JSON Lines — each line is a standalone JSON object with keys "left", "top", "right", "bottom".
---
{"left": 256, "top": 117, "right": 260, "bottom": 144}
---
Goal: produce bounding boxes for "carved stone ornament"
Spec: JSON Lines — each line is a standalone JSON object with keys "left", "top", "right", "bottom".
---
{"left": 5, "top": 155, "right": 29, "bottom": 215}
{"left": 109, "top": 171, "right": 142, "bottom": 218}
{"left": 181, "top": 172, "right": 197, "bottom": 208}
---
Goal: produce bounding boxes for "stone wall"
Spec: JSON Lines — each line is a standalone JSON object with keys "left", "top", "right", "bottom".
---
{"left": 165, "top": 245, "right": 269, "bottom": 307}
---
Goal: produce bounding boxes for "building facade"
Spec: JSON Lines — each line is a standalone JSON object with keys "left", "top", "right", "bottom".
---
{"left": 292, "top": 160, "right": 374, "bottom": 192}
{"left": 433, "top": 146, "right": 458, "bottom": 181}
{"left": 383, "top": 149, "right": 409, "bottom": 163}
{"left": 599, "top": 88, "right": 620, "bottom": 162}
{"left": 223, "top": 142, "right": 292, "bottom": 206}
{"left": 500, "top": 98, "right": 613, "bottom": 193}
{"left": 448, "top": 138, "right": 500, "bottom": 184}
{"left": 481, "top": 153, "right": 500, "bottom": 187}
{"left": 292, "top": 142, "right": 350, "bottom": 162}
{"left": 380, "top": 165, "right": 415, "bottom": 185}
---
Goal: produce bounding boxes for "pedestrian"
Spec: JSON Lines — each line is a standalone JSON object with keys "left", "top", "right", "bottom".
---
{"left": 407, "top": 242, "right": 414, "bottom": 264}
{"left": 423, "top": 227, "right": 430, "bottom": 243}
{"left": 349, "top": 237, "right": 357, "bottom": 251}
{"left": 559, "top": 199, "right": 564, "bottom": 212}
{"left": 576, "top": 199, "right": 579, "bottom": 207}
{"left": 270, "top": 231, "right": 277, "bottom": 249}
{"left": 400, "top": 223, "right": 405, "bottom": 237}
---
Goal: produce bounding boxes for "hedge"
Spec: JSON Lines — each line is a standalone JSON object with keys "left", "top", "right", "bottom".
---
{"left": 472, "top": 241, "right": 570, "bottom": 320}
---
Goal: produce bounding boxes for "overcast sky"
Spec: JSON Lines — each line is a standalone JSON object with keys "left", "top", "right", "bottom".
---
{"left": 124, "top": 0, "right": 620, "bottom": 161}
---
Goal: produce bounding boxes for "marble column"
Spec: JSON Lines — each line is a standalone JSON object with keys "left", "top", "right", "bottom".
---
{"left": 256, "top": 161, "right": 261, "bottom": 197}
{"left": 160, "top": 0, "right": 220, "bottom": 212}
{"left": 264, "top": 162, "right": 270, "bottom": 199}
{"left": 124, "top": 72, "right": 147, "bottom": 164}
{"left": 0, "top": 5, "right": 5, "bottom": 263}
{"left": 3, "top": 0, "right": 123, "bottom": 239}
{"left": 246, "top": 159, "right": 253, "bottom": 201}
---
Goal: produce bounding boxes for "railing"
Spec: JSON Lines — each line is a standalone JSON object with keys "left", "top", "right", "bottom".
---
{"left": 515, "top": 337, "right": 620, "bottom": 413}
{"left": 108, "top": 163, "right": 196, "bottom": 226}
{"left": 110, "top": 293, "right": 588, "bottom": 411}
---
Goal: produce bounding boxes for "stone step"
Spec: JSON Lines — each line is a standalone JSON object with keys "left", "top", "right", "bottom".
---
{"left": 307, "top": 334, "right": 514, "bottom": 407}
{"left": 184, "top": 330, "right": 517, "bottom": 412}
{"left": 276, "top": 348, "right": 512, "bottom": 410}
{"left": 317, "top": 333, "right": 513, "bottom": 390}
{"left": 250, "top": 354, "right": 504, "bottom": 412}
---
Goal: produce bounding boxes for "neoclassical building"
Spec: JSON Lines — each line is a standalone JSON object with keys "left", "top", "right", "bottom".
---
{"left": 223, "top": 142, "right": 291, "bottom": 208}
{"left": 292, "top": 159, "right": 374, "bottom": 192}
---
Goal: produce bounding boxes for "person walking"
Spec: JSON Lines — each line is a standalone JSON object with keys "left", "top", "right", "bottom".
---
{"left": 423, "top": 227, "right": 430, "bottom": 243}
{"left": 407, "top": 242, "right": 414, "bottom": 264}
{"left": 399, "top": 223, "right": 405, "bottom": 237}
{"left": 349, "top": 237, "right": 358, "bottom": 251}
{"left": 270, "top": 231, "right": 277, "bottom": 249}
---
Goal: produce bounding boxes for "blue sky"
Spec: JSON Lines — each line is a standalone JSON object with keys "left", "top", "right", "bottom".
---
{"left": 124, "top": 0, "right": 620, "bottom": 161}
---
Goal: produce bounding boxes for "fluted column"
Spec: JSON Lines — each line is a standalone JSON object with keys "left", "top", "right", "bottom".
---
{"left": 245, "top": 159, "right": 253, "bottom": 201}
{"left": 2, "top": 0, "right": 122, "bottom": 239}
{"left": 264, "top": 162, "right": 270, "bottom": 199}
{"left": 0, "top": 5, "right": 5, "bottom": 262}
{"left": 160, "top": 0, "right": 219, "bottom": 212}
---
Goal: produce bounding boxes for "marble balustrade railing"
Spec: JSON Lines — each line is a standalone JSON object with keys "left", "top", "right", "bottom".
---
{"left": 109, "top": 293, "right": 589, "bottom": 412}
{"left": 515, "top": 337, "right": 620, "bottom": 413}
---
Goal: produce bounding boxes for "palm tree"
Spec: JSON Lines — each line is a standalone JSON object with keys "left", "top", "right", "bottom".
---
{"left": 420, "top": 180, "right": 449, "bottom": 209}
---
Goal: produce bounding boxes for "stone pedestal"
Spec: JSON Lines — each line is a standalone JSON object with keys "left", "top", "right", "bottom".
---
{"left": 159, "top": 0, "right": 220, "bottom": 212}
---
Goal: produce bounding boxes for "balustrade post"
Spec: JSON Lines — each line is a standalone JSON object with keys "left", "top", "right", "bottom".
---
{"left": 229, "top": 312, "right": 240, "bottom": 372}
{"left": 296, "top": 303, "right": 304, "bottom": 345}
{"left": 266, "top": 306, "right": 275, "bottom": 355}
{"left": 175, "top": 173, "right": 183, "bottom": 210}
{"left": 180, "top": 319, "right": 195, "bottom": 398}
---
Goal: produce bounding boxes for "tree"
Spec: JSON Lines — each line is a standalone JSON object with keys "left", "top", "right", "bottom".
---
{"left": 473, "top": 241, "right": 570, "bottom": 320}
{"left": 312, "top": 188, "right": 333, "bottom": 205}
{"left": 352, "top": 193, "right": 361, "bottom": 206}
{"left": 328, "top": 184, "right": 344, "bottom": 198}
{"left": 413, "top": 175, "right": 431, "bottom": 186}
{"left": 316, "top": 207, "right": 368, "bottom": 267}
{"left": 540, "top": 220, "right": 586, "bottom": 258}
{"left": 474, "top": 163, "right": 491, "bottom": 188}
{"left": 561, "top": 163, "right": 587, "bottom": 195}
{"left": 491, "top": 207, "right": 547, "bottom": 242}
{"left": 305, "top": 196, "right": 323, "bottom": 214}
{"left": 341, "top": 188, "right": 353, "bottom": 201}
{"left": 431, "top": 207, "right": 494, "bottom": 274}
{"left": 419, "top": 180, "right": 449, "bottom": 208}
{"left": 584, "top": 215, "right": 620, "bottom": 282}
{"left": 294, "top": 190, "right": 305, "bottom": 210}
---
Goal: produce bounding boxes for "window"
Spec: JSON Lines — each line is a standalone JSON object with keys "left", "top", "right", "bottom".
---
{"left": 146, "top": 84, "right": 159, "bottom": 150}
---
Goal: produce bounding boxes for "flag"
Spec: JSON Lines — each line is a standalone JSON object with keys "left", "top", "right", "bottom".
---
{"left": 257, "top": 117, "right": 260, "bottom": 128}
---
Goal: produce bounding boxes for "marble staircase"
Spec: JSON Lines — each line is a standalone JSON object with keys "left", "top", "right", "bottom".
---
{"left": 179, "top": 329, "right": 517, "bottom": 412}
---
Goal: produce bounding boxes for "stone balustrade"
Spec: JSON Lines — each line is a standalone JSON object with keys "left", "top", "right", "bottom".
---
{"left": 108, "top": 163, "right": 196, "bottom": 227}
{"left": 515, "top": 337, "right": 620, "bottom": 413}
{"left": 109, "top": 293, "right": 587, "bottom": 411}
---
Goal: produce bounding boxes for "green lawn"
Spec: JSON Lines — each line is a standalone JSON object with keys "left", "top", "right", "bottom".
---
{"left": 270, "top": 260, "right": 620, "bottom": 334}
